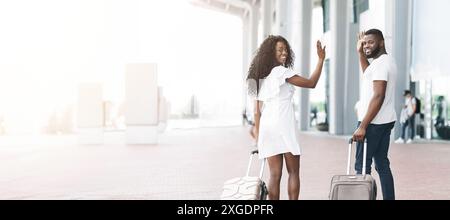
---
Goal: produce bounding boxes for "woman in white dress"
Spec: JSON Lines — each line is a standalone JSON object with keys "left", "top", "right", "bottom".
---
{"left": 247, "top": 35, "right": 326, "bottom": 200}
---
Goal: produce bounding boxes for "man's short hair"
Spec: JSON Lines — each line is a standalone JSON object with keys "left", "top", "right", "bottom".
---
{"left": 403, "top": 90, "right": 411, "bottom": 96}
{"left": 365, "top": 29, "right": 385, "bottom": 41}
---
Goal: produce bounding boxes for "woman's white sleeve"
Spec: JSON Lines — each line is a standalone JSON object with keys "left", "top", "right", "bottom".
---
{"left": 257, "top": 66, "right": 296, "bottom": 101}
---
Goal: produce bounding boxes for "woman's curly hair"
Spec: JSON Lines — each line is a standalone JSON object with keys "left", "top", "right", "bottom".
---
{"left": 247, "top": 35, "right": 295, "bottom": 97}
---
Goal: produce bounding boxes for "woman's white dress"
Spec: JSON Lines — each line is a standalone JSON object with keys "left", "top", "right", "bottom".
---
{"left": 257, "top": 65, "right": 301, "bottom": 159}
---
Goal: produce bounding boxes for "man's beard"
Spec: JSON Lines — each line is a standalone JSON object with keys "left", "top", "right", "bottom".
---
{"left": 365, "top": 46, "right": 381, "bottom": 59}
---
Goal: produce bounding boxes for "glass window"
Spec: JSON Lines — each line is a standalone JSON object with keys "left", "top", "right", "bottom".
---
{"left": 412, "top": 0, "right": 450, "bottom": 140}
{"left": 352, "top": 0, "right": 369, "bottom": 23}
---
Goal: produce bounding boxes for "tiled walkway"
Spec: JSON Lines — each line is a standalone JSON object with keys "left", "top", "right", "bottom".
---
{"left": 0, "top": 126, "right": 448, "bottom": 200}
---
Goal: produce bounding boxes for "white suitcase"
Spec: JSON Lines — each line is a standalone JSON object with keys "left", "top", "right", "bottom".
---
{"left": 220, "top": 150, "right": 268, "bottom": 200}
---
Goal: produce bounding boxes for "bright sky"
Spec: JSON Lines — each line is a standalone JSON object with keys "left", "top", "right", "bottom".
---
{"left": 0, "top": 0, "right": 243, "bottom": 133}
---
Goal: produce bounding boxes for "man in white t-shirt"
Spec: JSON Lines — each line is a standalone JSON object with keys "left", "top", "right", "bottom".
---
{"left": 395, "top": 90, "right": 417, "bottom": 144}
{"left": 353, "top": 29, "right": 397, "bottom": 200}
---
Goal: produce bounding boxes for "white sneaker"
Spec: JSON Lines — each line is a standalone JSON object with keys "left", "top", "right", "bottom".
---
{"left": 406, "top": 139, "right": 413, "bottom": 144}
{"left": 394, "top": 138, "right": 404, "bottom": 144}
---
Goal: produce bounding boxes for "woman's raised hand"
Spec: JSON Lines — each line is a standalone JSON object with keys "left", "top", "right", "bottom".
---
{"left": 316, "top": 40, "right": 326, "bottom": 60}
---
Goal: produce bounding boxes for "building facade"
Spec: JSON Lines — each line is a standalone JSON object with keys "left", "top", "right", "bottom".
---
{"left": 192, "top": 0, "right": 449, "bottom": 140}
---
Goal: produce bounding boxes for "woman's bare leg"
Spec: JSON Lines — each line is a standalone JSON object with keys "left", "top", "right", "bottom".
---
{"left": 267, "top": 155, "right": 283, "bottom": 200}
{"left": 284, "top": 153, "right": 300, "bottom": 200}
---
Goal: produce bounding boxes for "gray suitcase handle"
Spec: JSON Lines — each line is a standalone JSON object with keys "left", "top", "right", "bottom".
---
{"left": 246, "top": 149, "right": 266, "bottom": 179}
{"left": 347, "top": 138, "right": 368, "bottom": 176}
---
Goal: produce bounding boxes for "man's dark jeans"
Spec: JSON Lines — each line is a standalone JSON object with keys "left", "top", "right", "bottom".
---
{"left": 401, "top": 116, "right": 415, "bottom": 140}
{"left": 356, "top": 121, "right": 396, "bottom": 200}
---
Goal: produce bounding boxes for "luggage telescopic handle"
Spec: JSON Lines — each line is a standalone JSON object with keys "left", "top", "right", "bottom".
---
{"left": 347, "top": 138, "right": 368, "bottom": 176}
{"left": 246, "top": 149, "right": 266, "bottom": 179}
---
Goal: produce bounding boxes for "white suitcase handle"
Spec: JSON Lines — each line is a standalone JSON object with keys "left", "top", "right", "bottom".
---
{"left": 347, "top": 138, "right": 368, "bottom": 176}
{"left": 246, "top": 149, "right": 266, "bottom": 179}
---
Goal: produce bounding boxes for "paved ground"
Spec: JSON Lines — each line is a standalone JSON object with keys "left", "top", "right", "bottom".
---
{"left": 0, "top": 126, "right": 449, "bottom": 200}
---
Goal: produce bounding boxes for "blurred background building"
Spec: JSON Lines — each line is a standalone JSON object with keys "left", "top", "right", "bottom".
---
{"left": 0, "top": 0, "right": 448, "bottom": 141}
{"left": 193, "top": 0, "right": 450, "bottom": 141}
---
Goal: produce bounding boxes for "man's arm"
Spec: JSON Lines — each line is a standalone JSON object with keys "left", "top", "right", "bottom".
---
{"left": 410, "top": 99, "right": 417, "bottom": 116}
{"left": 359, "top": 54, "right": 370, "bottom": 73}
{"left": 353, "top": 81, "right": 387, "bottom": 141}
{"left": 411, "top": 104, "right": 416, "bottom": 116}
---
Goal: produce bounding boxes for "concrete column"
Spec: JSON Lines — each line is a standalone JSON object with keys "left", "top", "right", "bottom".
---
{"left": 248, "top": 6, "right": 259, "bottom": 57}
{"left": 261, "top": 0, "right": 273, "bottom": 38}
{"left": 77, "top": 83, "right": 104, "bottom": 145}
{"left": 343, "top": 23, "right": 360, "bottom": 134}
{"left": 125, "top": 63, "right": 158, "bottom": 144}
{"left": 424, "top": 80, "right": 433, "bottom": 140}
{"left": 274, "top": 0, "right": 288, "bottom": 36}
{"left": 158, "top": 87, "right": 168, "bottom": 133}
{"left": 329, "top": 0, "right": 348, "bottom": 135}
{"left": 242, "top": 6, "right": 259, "bottom": 124}
{"left": 242, "top": 17, "right": 251, "bottom": 123}
{"left": 288, "top": 0, "right": 312, "bottom": 131}
{"left": 386, "top": 0, "right": 412, "bottom": 138}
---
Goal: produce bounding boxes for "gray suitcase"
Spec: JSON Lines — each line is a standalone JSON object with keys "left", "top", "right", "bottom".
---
{"left": 329, "top": 138, "right": 377, "bottom": 200}
{"left": 220, "top": 150, "right": 268, "bottom": 200}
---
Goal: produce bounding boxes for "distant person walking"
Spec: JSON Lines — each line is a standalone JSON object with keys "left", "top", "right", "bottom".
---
{"left": 395, "top": 90, "right": 417, "bottom": 144}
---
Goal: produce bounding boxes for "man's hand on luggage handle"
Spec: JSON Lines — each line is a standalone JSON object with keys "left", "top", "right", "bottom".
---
{"left": 353, "top": 127, "right": 366, "bottom": 142}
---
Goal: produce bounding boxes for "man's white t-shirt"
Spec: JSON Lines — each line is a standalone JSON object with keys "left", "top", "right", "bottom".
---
{"left": 357, "top": 54, "right": 397, "bottom": 124}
